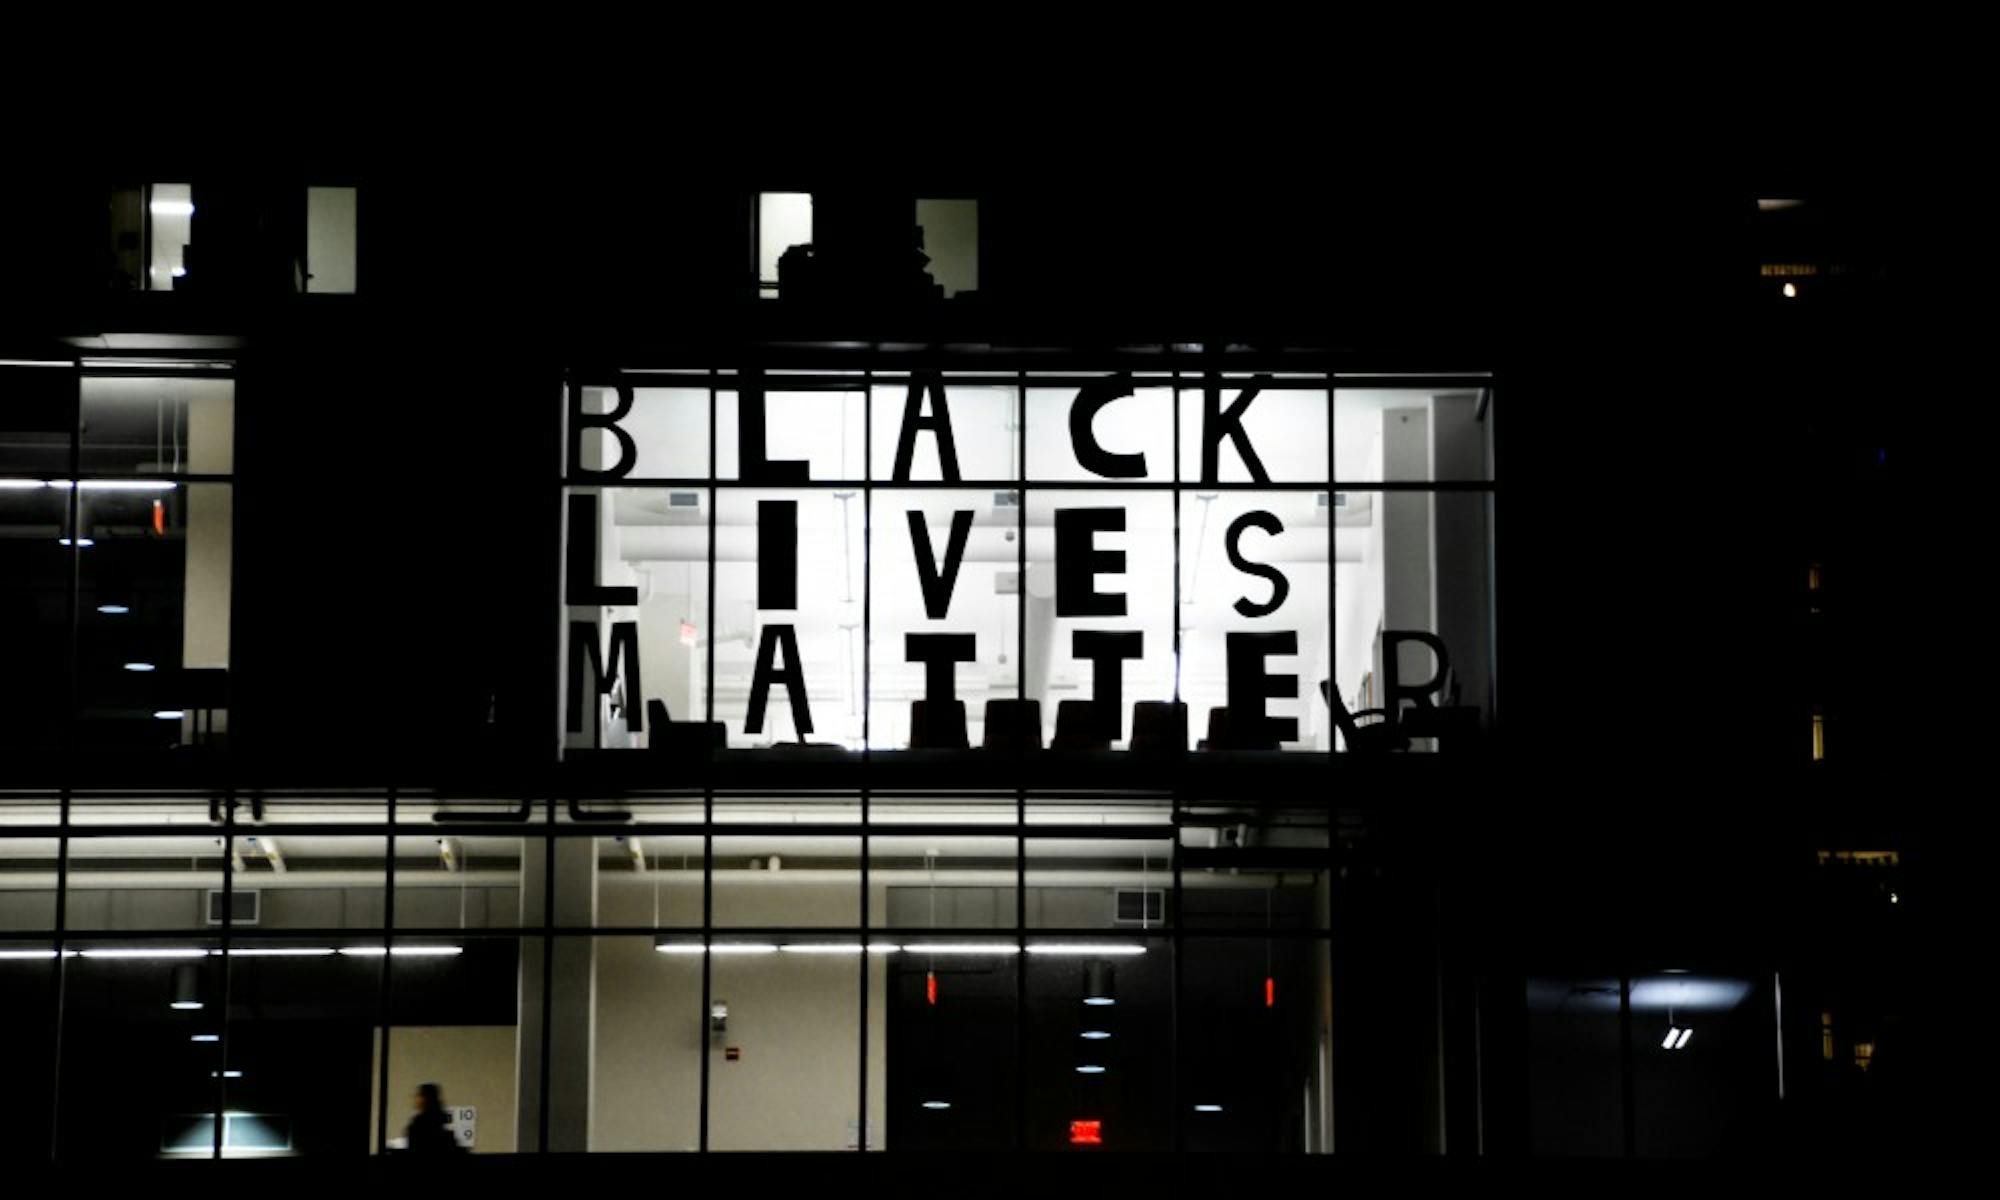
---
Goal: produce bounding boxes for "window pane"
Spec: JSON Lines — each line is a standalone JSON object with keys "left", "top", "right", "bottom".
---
{"left": 916, "top": 199, "right": 978, "bottom": 299}
{"left": 881, "top": 932, "right": 1015, "bottom": 1149}
{"left": 1177, "top": 380, "right": 1328, "bottom": 484}
{"left": 1179, "top": 937, "right": 1331, "bottom": 1152}
{"left": 1180, "top": 491, "right": 1329, "bottom": 752}
{"left": 869, "top": 489, "right": 1019, "bottom": 752}
{"left": 80, "top": 374, "right": 234, "bottom": 475}
{"left": 148, "top": 183, "right": 194, "bottom": 292}
{"left": 869, "top": 376, "right": 1015, "bottom": 482}
{"left": 1334, "top": 387, "right": 1491, "bottom": 483}
{"left": 590, "top": 934, "right": 701, "bottom": 1149}
{"left": 711, "top": 835, "right": 859, "bottom": 928}
{"left": 708, "top": 489, "right": 864, "bottom": 747}
{"left": 873, "top": 835, "right": 1018, "bottom": 931}
{"left": 1023, "top": 934, "right": 1170, "bottom": 1150}
{"left": 377, "top": 934, "right": 522, "bottom": 1154}
{"left": 305, "top": 186, "right": 358, "bottom": 294}
{"left": 706, "top": 935, "right": 863, "bottom": 1149}
{"left": 757, "top": 192, "right": 812, "bottom": 299}
{"left": 1023, "top": 491, "right": 1174, "bottom": 750}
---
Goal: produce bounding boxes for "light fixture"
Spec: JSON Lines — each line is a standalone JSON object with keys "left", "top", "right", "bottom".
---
{"left": 211, "top": 1070, "right": 243, "bottom": 1079}
{"left": 921, "top": 1101, "right": 951, "bottom": 1111}
{"left": 1075, "top": 1065, "right": 1106, "bottom": 1075}
{"left": 98, "top": 605, "right": 131, "bottom": 615}
{"left": 902, "top": 943, "right": 1021, "bottom": 957}
{"left": 336, "top": 945, "right": 463, "bottom": 957}
{"left": 1083, "top": 962, "right": 1116, "bottom": 1007}
{"left": 154, "top": 710, "right": 187, "bottom": 720}
{"left": 87, "top": 948, "right": 208, "bottom": 960}
{"left": 1080, "top": 1030, "right": 1111, "bottom": 1040}
{"left": 191, "top": 1034, "right": 220, "bottom": 1042}
{"left": 150, "top": 199, "right": 196, "bottom": 218}
{"left": 171, "top": 963, "right": 203, "bottom": 1010}
{"left": 57, "top": 538, "right": 95, "bottom": 547}
{"left": 1782, "top": 282, "right": 1798, "bottom": 298}
{"left": 125, "top": 662, "right": 157, "bottom": 672}
{"left": 1026, "top": 944, "right": 1148, "bottom": 957}
{"left": 1193, "top": 1104, "right": 1224, "bottom": 1113}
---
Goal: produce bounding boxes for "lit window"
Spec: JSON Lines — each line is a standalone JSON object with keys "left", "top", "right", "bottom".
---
{"left": 305, "top": 186, "right": 358, "bottom": 293}
{"left": 916, "top": 198, "right": 978, "bottom": 298}
{"left": 1812, "top": 712, "right": 1824, "bottom": 761}
{"left": 108, "top": 183, "right": 195, "bottom": 292}
{"left": 756, "top": 192, "right": 812, "bottom": 299}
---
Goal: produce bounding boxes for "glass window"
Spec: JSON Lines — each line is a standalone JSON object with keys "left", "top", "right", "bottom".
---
{"left": 304, "top": 186, "right": 358, "bottom": 294}
{"left": 756, "top": 192, "right": 812, "bottom": 300}
{"left": 915, "top": 199, "right": 978, "bottom": 299}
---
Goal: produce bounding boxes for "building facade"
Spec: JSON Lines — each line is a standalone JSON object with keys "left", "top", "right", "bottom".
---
{"left": 0, "top": 172, "right": 1929, "bottom": 1173}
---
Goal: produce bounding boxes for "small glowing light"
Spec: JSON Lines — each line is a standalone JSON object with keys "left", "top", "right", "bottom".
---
{"left": 1662, "top": 1027, "right": 1681, "bottom": 1050}
{"left": 1889, "top": 892, "right": 1900, "bottom": 904}
{"left": 211, "top": 1070, "right": 243, "bottom": 1079}
{"left": 58, "top": 538, "right": 96, "bottom": 547}
{"left": 1675, "top": 1028, "right": 1694, "bottom": 1050}
{"left": 98, "top": 605, "right": 131, "bottom": 614}
{"left": 125, "top": 662, "right": 157, "bottom": 672}
{"left": 1080, "top": 1031, "right": 1111, "bottom": 1040}
{"left": 1265, "top": 976, "right": 1276, "bottom": 1008}
{"left": 1082, "top": 997, "right": 1115, "bottom": 1007}
{"left": 1782, "top": 282, "right": 1797, "bottom": 298}
{"left": 921, "top": 1101, "right": 951, "bottom": 1110}
{"left": 1075, "top": 1065, "right": 1106, "bottom": 1075}
{"left": 1068, "top": 1119, "right": 1103, "bottom": 1146}
{"left": 82, "top": 948, "right": 208, "bottom": 960}
{"left": 1193, "top": 1104, "right": 1224, "bottom": 1113}
{"left": 154, "top": 710, "right": 186, "bottom": 720}
{"left": 150, "top": 200, "right": 196, "bottom": 218}
{"left": 679, "top": 620, "right": 698, "bottom": 647}
{"left": 171, "top": 1001, "right": 205, "bottom": 1011}
{"left": 171, "top": 266, "right": 187, "bottom": 278}
{"left": 191, "top": 1034, "right": 220, "bottom": 1042}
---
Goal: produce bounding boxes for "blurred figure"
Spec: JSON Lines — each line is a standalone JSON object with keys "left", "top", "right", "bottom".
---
{"left": 404, "top": 1082, "right": 461, "bottom": 1155}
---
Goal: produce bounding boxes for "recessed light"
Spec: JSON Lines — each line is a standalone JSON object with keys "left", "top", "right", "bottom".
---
{"left": 125, "top": 662, "right": 157, "bottom": 672}
{"left": 98, "top": 605, "right": 131, "bottom": 615}
{"left": 1080, "top": 1031, "right": 1111, "bottom": 1040}
{"left": 921, "top": 1101, "right": 951, "bottom": 1110}
{"left": 154, "top": 710, "right": 186, "bottom": 720}
{"left": 1075, "top": 1065, "right": 1106, "bottom": 1075}
{"left": 1193, "top": 1104, "right": 1224, "bottom": 1113}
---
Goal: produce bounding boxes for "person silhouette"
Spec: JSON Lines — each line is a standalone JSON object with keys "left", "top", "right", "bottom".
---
{"left": 404, "top": 1083, "right": 462, "bottom": 1155}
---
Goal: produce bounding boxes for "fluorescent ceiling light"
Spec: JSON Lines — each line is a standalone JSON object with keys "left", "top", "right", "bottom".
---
{"left": 0, "top": 949, "right": 65, "bottom": 960}
{"left": 43, "top": 480, "right": 178, "bottom": 491}
{"left": 902, "top": 943, "right": 1022, "bottom": 956}
{"left": 336, "top": 946, "right": 463, "bottom": 957}
{"left": 98, "top": 605, "right": 131, "bottom": 614}
{"left": 171, "top": 1001, "right": 205, "bottom": 1010}
{"left": 225, "top": 947, "right": 335, "bottom": 958}
{"left": 1080, "top": 1031, "right": 1111, "bottom": 1040}
{"left": 58, "top": 538, "right": 95, "bottom": 547}
{"left": 921, "top": 1101, "right": 951, "bottom": 1110}
{"left": 154, "top": 710, "right": 186, "bottom": 720}
{"left": 125, "top": 662, "right": 157, "bottom": 672}
{"left": 211, "top": 1070, "right": 244, "bottom": 1079}
{"left": 1026, "top": 944, "right": 1147, "bottom": 956}
{"left": 1075, "top": 1065, "right": 1106, "bottom": 1074}
{"left": 81, "top": 948, "right": 209, "bottom": 959}
{"left": 191, "top": 1034, "right": 220, "bottom": 1042}
{"left": 151, "top": 200, "right": 196, "bottom": 217}
{"left": 1193, "top": 1104, "right": 1224, "bottom": 1113}
{"left": 1675, "top": 1028, "right": 1694, "bottom": 1050}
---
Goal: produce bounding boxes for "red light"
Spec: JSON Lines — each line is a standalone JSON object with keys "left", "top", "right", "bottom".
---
{"left": 1068, "top": 1119, "right": 1102, "bottom": 1145}
{"left": 926, "top": 969, "right": 938, "bottom": 1006}
{"left": 152, "top": 499, "right": 165, "bottom": 536}
{"left": 1265, "top": 976, "right": 1276, "bottom": 1008}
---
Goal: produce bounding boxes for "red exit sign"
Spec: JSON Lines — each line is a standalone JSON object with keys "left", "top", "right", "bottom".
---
{"left": 1069, "top": 1120, "right": 1102, "bottom": 1145}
